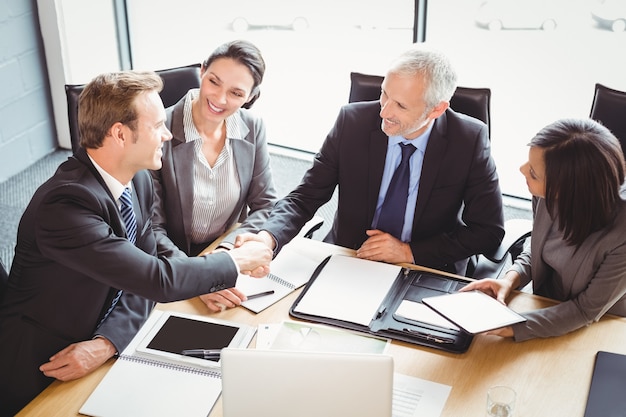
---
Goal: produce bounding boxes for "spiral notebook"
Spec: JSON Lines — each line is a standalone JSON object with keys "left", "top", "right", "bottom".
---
{"left": 235, "top": 240, "right": 320, "bottom": 313}
{"left": 79, "top": 310, "right": 255, "bottom": 417}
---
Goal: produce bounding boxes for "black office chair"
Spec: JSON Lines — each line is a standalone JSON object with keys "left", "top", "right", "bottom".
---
{"left": 65, "top": 63, "right": 201, "bottom": 153}
{"left": 349, "top": 72, "right": 492, "bottom": 136}
{"left": 348, "top": 71, "right": 531, "bottom": 280}
{"left": 589, "top": 83, "right": 626, "bottom": 157}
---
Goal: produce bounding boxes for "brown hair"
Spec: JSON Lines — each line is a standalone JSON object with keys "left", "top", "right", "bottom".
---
{"left": 78, "top": 71, "right": 163, "bottom": 149}
{"left": 530, "top": 118, "right": 625, "bottom": 247}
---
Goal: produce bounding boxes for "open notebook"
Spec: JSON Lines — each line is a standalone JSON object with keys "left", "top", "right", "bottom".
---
{"left": 79, "top": 310, "right": 255, "bottom": 417}
{"left": 235, "top": 239, "right": 320, "bottom": 313}
{"left": 221, "top": 348, "right": 394, "bottom": 417}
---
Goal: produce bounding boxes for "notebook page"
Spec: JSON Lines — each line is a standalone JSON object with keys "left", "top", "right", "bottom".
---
{"left": 236, "top": 241, "right": 321, "bottom": 313}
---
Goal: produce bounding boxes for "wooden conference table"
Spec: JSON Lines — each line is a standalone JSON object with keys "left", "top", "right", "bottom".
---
{"left": 17, "top": 237, "right": 626, "bottom": 417}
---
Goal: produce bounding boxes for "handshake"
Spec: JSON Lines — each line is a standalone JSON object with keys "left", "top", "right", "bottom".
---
{"left": 227, "top": 231, "right": 277, "bottom": 278}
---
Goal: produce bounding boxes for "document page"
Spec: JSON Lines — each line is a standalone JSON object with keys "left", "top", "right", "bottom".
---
{"left": 293, "top": 255, "right": 401, "bottom": 326}
{"left": 393, "top": 373, "right": 451, "bottom": 417}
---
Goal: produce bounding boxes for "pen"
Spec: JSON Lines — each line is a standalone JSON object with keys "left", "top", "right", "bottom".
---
{"left": 403, "top": 328, "right": 455, "bottom": 344}
{"left": 246, "top": 290, "right": 275, "bottom": 300}
{"left": 181, "top": 349, "right": 221, "bottom": 359}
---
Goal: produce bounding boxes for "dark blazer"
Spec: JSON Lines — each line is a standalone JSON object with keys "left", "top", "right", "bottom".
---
{"left": 0, "top": 149, "right": 238, "bottom": 416}
{"left": 151, "top": 96, "right": 277, "bottom": 257}
{"left": 263, "top": 101, "right": 504, "bottom": 274}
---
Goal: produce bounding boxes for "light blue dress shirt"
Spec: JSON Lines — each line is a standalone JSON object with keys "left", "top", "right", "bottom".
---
{"left": 372, "top": 124, "right": 433, "bottom": 242}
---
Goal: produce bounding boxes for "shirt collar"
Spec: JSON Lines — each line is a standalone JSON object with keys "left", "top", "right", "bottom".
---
{"left": 87, "top": 154, "right": 131, "bottom": 202}
{"left": 387, "top": 122, "right": 433, "bottom": 153}
{"left": 182, "top": 89, "right": 249, "bottom": 144}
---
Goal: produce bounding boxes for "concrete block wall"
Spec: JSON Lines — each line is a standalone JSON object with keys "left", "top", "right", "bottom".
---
{"left": 0, "top": 0, "right": 56, "bottom": 183}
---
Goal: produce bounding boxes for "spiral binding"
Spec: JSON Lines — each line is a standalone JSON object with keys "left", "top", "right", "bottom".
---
{"left": 268, "top": 273, "right": 295, "bottom": 289}
{"left": 119, "top": 354, "right": 222, "bottom": 378}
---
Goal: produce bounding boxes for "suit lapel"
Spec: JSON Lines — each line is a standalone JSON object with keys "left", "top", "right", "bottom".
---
{"left": 367, "top": 129, "right": 389, "bottom": 224}
{"left": 412, "top": 115, "right": 449, "bottom": 228}
{"left": 230, "top": 137, "right": 253, "bottom": 221}
{"left": 167, "top": 100, "right": 196, "bottom": 244}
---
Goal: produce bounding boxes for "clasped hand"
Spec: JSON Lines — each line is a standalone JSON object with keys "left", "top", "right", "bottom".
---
{"left": 199, "top": 233, "right": 273, "bottom": 313}
{"left": 356, "top": 229, "right": 415, "bottom": 264}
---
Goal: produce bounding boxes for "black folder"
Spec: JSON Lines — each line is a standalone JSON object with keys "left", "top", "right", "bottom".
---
{"left": 289, "top": 255, "right": 473, "bottom": 353}
{"left": 583, "top": 351, "right": 626, "bottom": 417}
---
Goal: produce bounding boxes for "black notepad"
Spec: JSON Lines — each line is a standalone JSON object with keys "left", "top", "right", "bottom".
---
{"left": 583, "top": 350, "right": 626, "bottom": 417}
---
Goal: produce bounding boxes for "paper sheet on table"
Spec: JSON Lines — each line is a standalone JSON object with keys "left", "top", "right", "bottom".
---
{"left": 393, "top": 373, "right": 451, "bottom": 417}
{"left": 293, "top": 255, "right": 401, "bottom": 326}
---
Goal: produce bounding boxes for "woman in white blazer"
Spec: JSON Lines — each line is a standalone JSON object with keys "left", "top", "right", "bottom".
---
{"left": 463, "top": 118, "right": 626, "bottom": 341}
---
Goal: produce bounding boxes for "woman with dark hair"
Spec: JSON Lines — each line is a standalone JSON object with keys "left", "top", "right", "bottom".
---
{"left": 151, "top": 40, "right": 277, "bottom": 312}
{"left": 463, "top": 118, "right": 626, "bottom": 340}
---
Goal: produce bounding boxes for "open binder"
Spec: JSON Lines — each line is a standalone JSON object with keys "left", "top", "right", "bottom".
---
{"left": 289, "top": 254, "right": 473, "bottom": 353}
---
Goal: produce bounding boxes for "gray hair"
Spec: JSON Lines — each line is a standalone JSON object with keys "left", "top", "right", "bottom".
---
{"left": 388, "top": 43, "right": 458, "bottom": 110}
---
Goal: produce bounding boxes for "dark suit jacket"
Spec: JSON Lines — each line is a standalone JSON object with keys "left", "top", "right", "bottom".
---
{"left": 263, "top": 101, "right": 505, "bottom": 274}
{"left": 151, "top": 96, "right": 277, "bottom": 257}
{"left": 0, "top": 149, "right": 238, "bottom": 416}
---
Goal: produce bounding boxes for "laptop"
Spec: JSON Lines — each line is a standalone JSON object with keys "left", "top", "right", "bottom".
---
{"left": 220, "top": 348, "right": 394, "bottom": 417}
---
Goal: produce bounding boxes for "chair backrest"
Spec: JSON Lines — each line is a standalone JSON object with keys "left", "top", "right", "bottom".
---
{"left": 589, "top": 83, "right": 626, "bottom": 157}
{"left": 348, "top": 72, "right": 491, "bottom": 136}
{"left": 65, "top": 63, "right": 201, "bottom": 153}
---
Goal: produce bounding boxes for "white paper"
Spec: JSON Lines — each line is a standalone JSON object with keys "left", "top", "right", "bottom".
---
{"left": 236, "top": 242, "right": 320, "bottom": 313}
{"left": 392, "top": 373, "right": 451, "bottom": 417}
{"left": 293, "top": 255, "right": 401, "bottom": 326}
{"left": 394, "top": 300, "right": 460, "bottom": 330}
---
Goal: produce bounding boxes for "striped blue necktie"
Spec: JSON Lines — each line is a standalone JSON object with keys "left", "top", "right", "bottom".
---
{"left": 119, "top": 187, "right": 137, "bottom": 244}
{"left": 97, "top": 188, "right": 137, "bottom": 329}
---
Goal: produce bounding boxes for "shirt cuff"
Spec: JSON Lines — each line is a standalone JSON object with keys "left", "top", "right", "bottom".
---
{"left": 223, "top": 250, "right": 241, "bottom": 274}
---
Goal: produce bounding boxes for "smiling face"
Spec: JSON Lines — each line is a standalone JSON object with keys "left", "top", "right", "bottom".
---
{"left": 195, "top": 57, "right": 255, "bottom": 123}
{"left": 124, "top": 90, "right": 172, "bottom": 172}
{"left": 520, "top": 146, "right": 546, "bottom": 198}
{"left": 379, "top": 72, "right": 446, "bottom": 140}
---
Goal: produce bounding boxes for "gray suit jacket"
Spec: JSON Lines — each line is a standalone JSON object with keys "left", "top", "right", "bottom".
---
{"left": 510, "top": 186, "right": 626, "bottom": 341}
{"left": 0, "top": 148, "right": 238, "bottom": 415}
{"left": 263, "top": 101, "right": 505, "bottom": 275}
{"left": 152, "top": 96, "right": 277, "bottom": 256}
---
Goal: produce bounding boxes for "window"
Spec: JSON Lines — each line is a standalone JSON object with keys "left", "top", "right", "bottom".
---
{"left": 125, "top": 0, "right": 415, "bottom": 154}
{"left": 125, "top": 0, "right": 625, "bottom": 198}
{"left": 426, "top": 0, "right": 626, "bottom": 197}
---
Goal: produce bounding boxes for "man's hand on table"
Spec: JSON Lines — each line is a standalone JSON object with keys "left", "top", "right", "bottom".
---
{"left": 39, "top": 337, "right": 116, "bottom": 381}
{"left": 199, "top": 287, "right": 248, "bottom": 312}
